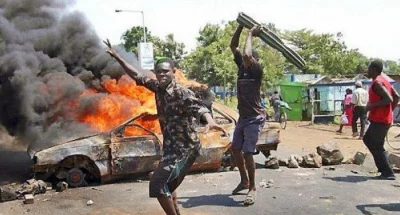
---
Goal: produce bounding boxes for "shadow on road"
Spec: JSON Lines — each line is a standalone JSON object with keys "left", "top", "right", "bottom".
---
{"left": 297, "top": 124, "right": 337, "bottom": 133}
{"left": 323, "top": 175, "right": 368, "bottom": 183}
{"left": 333, "top": 136, "right": 359, "bottom": 140}
{"left": 356, "top": 203, "right": 400, "bottom": 215}
{"left": 178, "top": 194, "right": 243, "bottom": 208}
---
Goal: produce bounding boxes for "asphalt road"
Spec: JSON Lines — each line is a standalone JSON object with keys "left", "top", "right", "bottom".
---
{"left": 1, "top": 146, "right": 399, "bottom": 215}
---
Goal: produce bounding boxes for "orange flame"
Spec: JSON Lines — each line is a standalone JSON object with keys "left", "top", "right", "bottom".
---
{"left": 76, "top": 69, "right": 205, "bottom": 136}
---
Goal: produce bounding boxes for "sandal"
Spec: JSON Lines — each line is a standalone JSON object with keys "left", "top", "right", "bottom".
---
{"left": 232, "top": 183, "right": 249, "bottom": 195}
{"left": 244, "top": 190, "right": 256, "bottom": 206}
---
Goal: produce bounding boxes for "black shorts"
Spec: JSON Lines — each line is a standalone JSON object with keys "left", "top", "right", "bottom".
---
{"left": 149, "top": 150, "right": 198, "bottom": 198}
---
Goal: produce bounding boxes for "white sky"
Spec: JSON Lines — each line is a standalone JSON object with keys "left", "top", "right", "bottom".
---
{"left": 73, "top": 0, "right": 400, "bottom": 61}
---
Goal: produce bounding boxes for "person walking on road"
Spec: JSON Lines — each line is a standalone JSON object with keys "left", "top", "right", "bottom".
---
{"left": 363, "top": 60, "right": 399, "bottom": 180}
{"left": 337, "top": 88, "right": 353, "bottom": 134}
{"left": 351, "top": 81, "right": 368, "bottom": 139}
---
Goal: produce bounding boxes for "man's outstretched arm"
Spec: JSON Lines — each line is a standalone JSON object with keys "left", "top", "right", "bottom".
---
{"left": 104, "top": 39, "right": 157, "bottom": 91}
{"left": 104, "top": 39, "right": 150, "bottom": 80}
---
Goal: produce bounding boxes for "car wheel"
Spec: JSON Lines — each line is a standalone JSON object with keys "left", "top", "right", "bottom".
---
{"left": 66, "top": 168, "right": 87, "bottom": 187}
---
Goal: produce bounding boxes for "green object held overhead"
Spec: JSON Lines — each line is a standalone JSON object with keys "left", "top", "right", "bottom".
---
{"left": 236, "top": 12, "right": 307, "bottom": 71}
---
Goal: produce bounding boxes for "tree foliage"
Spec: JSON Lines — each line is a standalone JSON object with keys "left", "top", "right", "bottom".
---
{"left": 121, "top": 26, "right": 186, "bottom": 65}
{"left": 181, "top": 21, "right": 285, "bottom": 90}
{"left": 282, "top": 30, "right": 369, "bottom": 75}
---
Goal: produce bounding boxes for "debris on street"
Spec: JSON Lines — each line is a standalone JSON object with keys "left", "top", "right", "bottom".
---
{"left": 353, "top": 151, "right": 367, "bottom": 165}
{"left": 260, "top": 179, "right": 275, "bottom": 188}
{"left": 56, "top": 182, "right": 68, "bottom": 192}
{"left": 316, "top": 142, "right": 344, "bottom": 165}
{"left": 324, "top": 167, "right": 336, "bottom": 171}
{"left": 86, "top": 199, "right": 94, "bottom": 206}
{"left": 265, "top": 157, "right": 279, "bottom": 169}
{"left": 278, "top": 157, "right": 289, "bottom": 166}
{"left": 319, "top": 196, "right": 336, "bottom": 200}
{"left": 302, "top": 153, "right": 322, "bottom": 168}
{"left": 23, "top": 194, "right": 34, "bottom": 204}
{"left": 288, "top": 155, "right": 299, "bottom": 168}
{"left": 17, "top": 179, "right": 47, "bottom": 196}
{"left": 0, "top": 187, "right": 17, "bottom": 202}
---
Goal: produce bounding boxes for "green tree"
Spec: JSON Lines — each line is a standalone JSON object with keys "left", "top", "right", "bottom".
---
{"left": 121, "top": 26, "right": 186, "bottom": 65}
{"left": 182, "top": 21, "right": 285, "bottom": 90}
{"left": 282, "top": 29, "right": 369, "bottom": 75}
{"left": 121, "top": 26, "right": 151, "bottom": 54}
{"left": 384, "top": 60, "right": 400, "bottom": 74}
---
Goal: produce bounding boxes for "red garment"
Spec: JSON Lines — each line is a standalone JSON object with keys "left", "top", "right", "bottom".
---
{"left": 342, "top": 94, "right": 353, "bottom": 126}
{"left": 344, "top": 105, "right": 353, "bottom": 126}
{"left": 368, "top": 75, "right": 393, "bottom": 124}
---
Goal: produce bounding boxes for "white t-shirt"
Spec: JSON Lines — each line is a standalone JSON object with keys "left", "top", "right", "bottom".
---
{"left": 351, "top": 87, "right": 368, "bottom": 107}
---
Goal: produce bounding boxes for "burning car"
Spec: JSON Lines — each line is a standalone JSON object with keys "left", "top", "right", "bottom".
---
{"left": 29, "top": 103, "right": 280, "bottom": 187}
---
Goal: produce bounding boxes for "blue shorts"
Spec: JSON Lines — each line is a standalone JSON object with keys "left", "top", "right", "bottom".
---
{"left": 232, "top": 115, "right": 265, "bottom": 153}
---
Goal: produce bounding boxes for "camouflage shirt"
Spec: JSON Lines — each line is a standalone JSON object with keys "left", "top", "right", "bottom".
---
{"left": 135, "top": 76, "right": 210, "bottom": 164}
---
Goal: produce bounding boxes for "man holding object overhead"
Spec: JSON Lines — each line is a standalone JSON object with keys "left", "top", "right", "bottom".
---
{"left": 230, "top": 24, "right": 266, "bottom": 205}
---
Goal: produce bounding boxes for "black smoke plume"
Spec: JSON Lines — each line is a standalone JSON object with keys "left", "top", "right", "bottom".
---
{"left": 0, "top": 0, "right": 139, "bottom": 149}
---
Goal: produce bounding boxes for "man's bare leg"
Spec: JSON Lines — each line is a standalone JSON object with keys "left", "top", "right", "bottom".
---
{"left": 232, "top": 149, "right": 249, "bottom": 194}
{"left": 157, "top": 195, "right": 177, "bottom": 215}
{"left": 172, "top": 191, "right": 181, "bottom": 215}
{"left": 244, "top": 153, "right": 256, "bottom": 191}
{"left": 244, "top": 153, "right": 256, "bottom": 205}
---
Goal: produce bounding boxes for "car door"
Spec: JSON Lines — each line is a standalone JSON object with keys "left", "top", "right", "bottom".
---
{"left": 110, "top": 114, "right": 162, "bottom": 175}
{"left": 192, "top": 104, "right": 234, "bottom": 171}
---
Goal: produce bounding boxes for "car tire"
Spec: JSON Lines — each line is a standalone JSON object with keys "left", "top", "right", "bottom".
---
{"left": 66, "top": 168, "right": 87, "bottom": 187}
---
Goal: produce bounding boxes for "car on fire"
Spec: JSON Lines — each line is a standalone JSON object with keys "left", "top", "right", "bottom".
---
{"left": 28, "top": 103, "right": 280, "bottom": 187}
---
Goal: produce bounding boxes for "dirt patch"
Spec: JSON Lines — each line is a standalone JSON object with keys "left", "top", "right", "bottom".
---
{"left": 280, "top": 122, "right": 369, "bottom": 159}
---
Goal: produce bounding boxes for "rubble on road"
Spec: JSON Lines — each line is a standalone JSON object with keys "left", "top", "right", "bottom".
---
{"left": 23, "top": 194, "right": 34, "bottom": 204}
{"left": 316, "top": 142, "right": 344, "bottom": 165}
{"left": 87, "top": 199, "right": 94, "bottom": 206}
{"left": 294, "top": 155, "right": 304, "bottom": 164}
{"left": 388, "top": 152, "right": 400, "bottom": 169}
{"left": 353, "top": 152, "right": 367, "bottom": 165}
{"left": 1, "top": 179, "right": 50, "bottom": 203}
{"left": 56, "top": 182, "right": 68, "bottom": 192}
{"left": 17, "top": 179, "right": 47, "bottom": 196}
{"left": 278, "top": 157, "right": 289, "bottom": 166}
{"left": 265, "top": 157, "right": 279, "bottom": 169}
{"left": 288, "top": 155, "right": 299, "bottom": 168}
{"left": 362, "top": 154, "right": 378, "bottom": 172}
{"left": 0, "top": 187, "right": 17, "bottom": 202}
{"left": 260, "top": 179, "right": 274, "bottom": 188}
{"left": 302, "top": 153, "right": 322, "bottom": 168}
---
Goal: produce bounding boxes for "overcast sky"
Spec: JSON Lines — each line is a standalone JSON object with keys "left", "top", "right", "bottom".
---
{"left": 73, "top": 0, "right": 399, "bottom": 61}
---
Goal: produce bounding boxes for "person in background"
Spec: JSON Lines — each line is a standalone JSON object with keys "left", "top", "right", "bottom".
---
{"left": 337, "top": 88, "right": 353, "bottom": 134}
{"left": 351, "top": 81, "right": 368, "bottom": 138}
{"left": 261, "top": 93, "right": 267, "bottom": 109}
{"left": 364, "top": 60, "right": 399, "bottom": 180}
{"left": 270, "top": 90, "right": 282, "bottom": 121}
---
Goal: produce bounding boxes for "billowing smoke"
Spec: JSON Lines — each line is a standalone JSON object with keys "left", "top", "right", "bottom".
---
{"left": 0, "top": 0, "right": 138, "bottom": 150}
